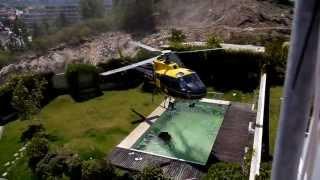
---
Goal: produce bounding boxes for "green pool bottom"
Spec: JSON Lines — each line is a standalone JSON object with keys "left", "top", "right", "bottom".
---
{"left": 131, "top": 100, "right": 228, "bottom": 165}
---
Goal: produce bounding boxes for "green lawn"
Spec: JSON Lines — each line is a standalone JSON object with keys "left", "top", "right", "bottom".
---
{"left": 0, "top": 88, "right": 163, "bottom": 179}
{"left": 269, "top": 86, "right": 283, "bottom": 154}
{"left": 206, "top": 87, "right": 256, "bottom": 104}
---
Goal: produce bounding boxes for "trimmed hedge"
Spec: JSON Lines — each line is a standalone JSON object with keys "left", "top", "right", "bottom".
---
{"left": 177, "top": 49, "right": 264, "bottom": 92}
{"left": 97, "top": 55, "right": 150, "bottom": 90}
{"left": 66, "top": 63, "right": 102, "bottom": 102}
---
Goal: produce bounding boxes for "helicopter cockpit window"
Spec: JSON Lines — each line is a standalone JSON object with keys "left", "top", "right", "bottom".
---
{"left": 180, "top": 73, "right": 199, "bottom": 83}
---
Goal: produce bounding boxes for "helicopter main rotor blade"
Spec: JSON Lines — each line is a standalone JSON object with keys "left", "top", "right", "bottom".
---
{"left": 100, "top": 56, "right": 159, "bottom": 77}
{"left": 130, "top": 41, "right": 162, "bottom": 52}
{"left": 174, "top": 48, "right": 225, "bottom": 54}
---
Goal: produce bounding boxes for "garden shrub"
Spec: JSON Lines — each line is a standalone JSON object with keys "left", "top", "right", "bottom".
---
{"left": 135, "top": 166, "right": 169, "bottom": 180}
{"left": 35, "top": 153, "right": 67, "bottom": 179}
{"left": 168, "top": 29, "right": 186, "bottom": 43}
{"left": 81, "top": 159, "right": 116, "bottom": 180}
{"left": 203, "top": 162, "right": 247, "bottom": 180}
{"left": 65, "top": 155, "right": 83, "bottom": 180}
{"left": 256, "top": 162, "right": 272, "bottom": 180}
{"left": 26, "top": 137, "right": 49, "bottom": 171}
{"left": 35, "top": 150, "right": 85, "bottom": 180}
{"left": 20, "top": 123, "right": 45, "bottom": 142}
{"left": 0, "top": 81, "right": 15, "bottom": 120}
{"left": 66, "top": 63, "right": 102, "bottom": 102}
{"left": 206, "top": 34, "right": 223, "bottom": 48}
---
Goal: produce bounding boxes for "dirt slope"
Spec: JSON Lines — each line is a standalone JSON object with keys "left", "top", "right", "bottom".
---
{"left": 0, "top": 0, "right": 293, "bottom": 80}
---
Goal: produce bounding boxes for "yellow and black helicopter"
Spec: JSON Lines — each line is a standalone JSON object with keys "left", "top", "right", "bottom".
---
{"left": 100, "top": 42, "right": 221, "bottom": 99}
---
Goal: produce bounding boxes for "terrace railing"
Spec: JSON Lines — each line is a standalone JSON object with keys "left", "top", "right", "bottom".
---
{"left": 249, "top": 73, "right": 267, "bottom": 180}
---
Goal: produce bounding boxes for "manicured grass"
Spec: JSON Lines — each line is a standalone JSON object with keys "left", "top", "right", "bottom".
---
{"left": 0, "top": 88, "right": 163, "bottom": 179}
{"left": 206, "top": 87, "right": 256, "bottom": 104}
{"left": 269, "top": 86, "right": 283, "bottom": 155}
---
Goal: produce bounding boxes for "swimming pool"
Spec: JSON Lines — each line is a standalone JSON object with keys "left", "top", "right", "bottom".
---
{"left": 131, "top": 100, "right": 228, "bottom": 165}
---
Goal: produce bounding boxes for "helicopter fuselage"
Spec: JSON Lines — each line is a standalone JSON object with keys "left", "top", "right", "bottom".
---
{"left": 153, "top": 58, "right": 207, "bottom": 99}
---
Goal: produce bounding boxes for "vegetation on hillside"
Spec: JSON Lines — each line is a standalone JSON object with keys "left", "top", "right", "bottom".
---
{"left": 0, "top": 51, "right": 16, "bottom": 68}
{"left": 80, "top": 0, "right": 105, "bottom": 19}
{"left": 113, "top": 0, "right": 155, "bottom": 32}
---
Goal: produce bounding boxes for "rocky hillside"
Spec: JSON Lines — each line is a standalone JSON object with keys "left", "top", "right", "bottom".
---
{"left": 0, "top": 0, "right": 293, "bottom": 81}
{"left": 157, "top": 0, "right": 292, "bottom": 28}
{"left": 154, "top": 0, "right": 292, "bottom": 42}
{"left": 0, "top": 32, "right": 138, "bottom": 80}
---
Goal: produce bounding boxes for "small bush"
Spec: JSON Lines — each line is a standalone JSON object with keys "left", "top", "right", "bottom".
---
{"left": 35, "top": 153, "right": 67, "bottom": 179}
{"left": 203, "top": 163, "right": 246, "bottom": 180}
{"left": 168, "top": 29, "right": 186, "bottom": 43}
{"left": 81, "top": 159, "right": 116, "bottom": 180}
{"left": 256, "top": 162, "right": 272, "bottom": 180}
{"left": 136, "top": 166, "right": 169, "bottom": 180}
{"left": 20, "top": 124, "right": 45, "bottom": 142}
{"left": 26, "top": 137, "right": 49, "bottom": 171}
{"left": 206, "top": 34, "right": 223, "bottom": 48}
{"left": 65, "top": 155, "right": 83, "bottom": 180}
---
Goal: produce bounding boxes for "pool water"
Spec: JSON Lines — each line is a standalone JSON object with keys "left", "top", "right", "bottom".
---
{"left": 131, "top": 100, "right": 228, "bottom": 165}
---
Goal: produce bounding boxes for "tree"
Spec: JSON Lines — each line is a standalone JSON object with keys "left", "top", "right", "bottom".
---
{"left": 11, "top": 75, "right": 47, "bottom": 120}
{"left": 116, "top": 0, "right": 155, "bottom": 32}
{"left": 55, "top": 13, "right": 68, "bottom": 29}
{"left": 10, "top": 18, "right": 30, "bottom": 49}
{"left": 26, "top": 137, "right": 49, "bottom": 171}
{"left": 80, "top": 0, "right": 105, "bottom": 19}
{"left": 81, "top": 159, "right": 116, "bottom": 180}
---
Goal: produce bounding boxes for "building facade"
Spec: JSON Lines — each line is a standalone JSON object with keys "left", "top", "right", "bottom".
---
{"left": 22, "top": 0, "right": 113, "bottom": 28}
